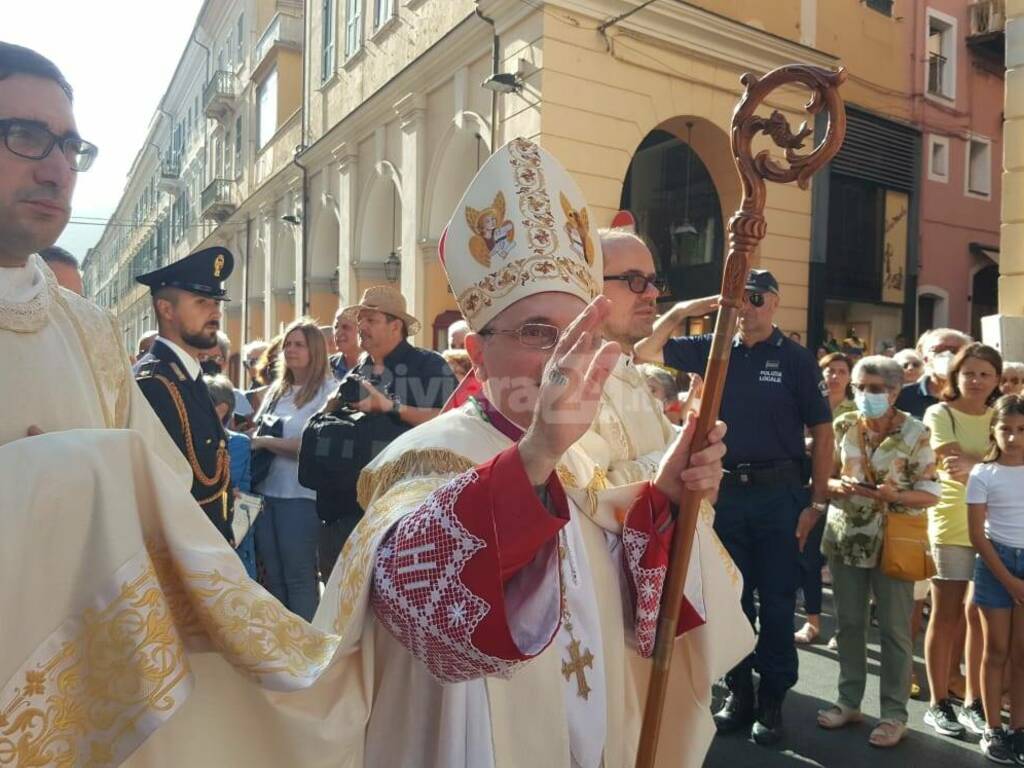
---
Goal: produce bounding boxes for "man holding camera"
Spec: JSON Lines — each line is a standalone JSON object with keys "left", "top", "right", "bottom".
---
{"left": 315, "top": 285, "right": 457, "bottom": 578}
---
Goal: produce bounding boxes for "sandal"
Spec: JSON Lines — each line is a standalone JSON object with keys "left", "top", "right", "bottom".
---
{"left": 817, "top": 704, "right": 864, "bottom": 730}
{"left": 868, "top": 719, "right": 906, "bottom": 748}
{"left": 794, "top": 622, "right": 820, "bottom": 645}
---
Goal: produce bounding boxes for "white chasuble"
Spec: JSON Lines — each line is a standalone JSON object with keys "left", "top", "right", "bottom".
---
{"left": 319, "top": 397, "right": 722, "bottom": 768}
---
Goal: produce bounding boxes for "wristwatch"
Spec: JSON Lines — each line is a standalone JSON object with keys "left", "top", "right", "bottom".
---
{"left": 810, "top": 501, "right": 828, "bottom": 513}
{"left": 390, "top": 399, "right": 401, "bottom": 415}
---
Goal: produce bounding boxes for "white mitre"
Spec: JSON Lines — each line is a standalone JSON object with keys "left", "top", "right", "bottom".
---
{"left": 439, "top": 136, "right": 601, "bottom": 330}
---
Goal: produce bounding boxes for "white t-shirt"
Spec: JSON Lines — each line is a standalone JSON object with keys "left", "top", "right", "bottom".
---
{"left": 966, "top": 462, "right": 1024, "bottom": 548}
{"left": 255, "top": 379, "right": 335, "bottom": 500}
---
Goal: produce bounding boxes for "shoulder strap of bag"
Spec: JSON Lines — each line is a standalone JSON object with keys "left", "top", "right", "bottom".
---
{"left": 940, "top": 402, "right": 959, "bottom": 440}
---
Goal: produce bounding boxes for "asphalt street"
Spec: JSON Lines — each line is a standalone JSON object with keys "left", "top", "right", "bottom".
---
{"left": 705, "top": 585, "right": 986, "bottom": 768}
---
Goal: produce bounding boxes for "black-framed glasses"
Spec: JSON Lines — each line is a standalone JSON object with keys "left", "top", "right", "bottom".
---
{"left": 0, "top": 118, "right": 98, "bottom": 172}
{"left": 745, "top": 291, "right": 766, "bottom": 308}
{"left": 479, "top": 322, "right": 561, "bottom": 350}
{"left": 604, "top": 273, "right": 666, "bottom": 295}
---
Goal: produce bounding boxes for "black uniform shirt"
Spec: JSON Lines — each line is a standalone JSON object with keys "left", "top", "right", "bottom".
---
{"left": 136, "top": 338, "right": 233, "bottom": 541}
{"left": 663, "top": 327, "right": 832, "bottom": 469}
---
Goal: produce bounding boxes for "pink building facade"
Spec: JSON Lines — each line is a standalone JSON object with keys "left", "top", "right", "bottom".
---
{"left": 914, "top": 0, "right": 1003, "bottom": 339}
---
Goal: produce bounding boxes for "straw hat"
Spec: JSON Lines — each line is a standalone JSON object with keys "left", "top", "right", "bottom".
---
{"left": 439, "top": 137, "right": 602, "bottom": 331}
{"left": 342, "top": 285, "right": 422, "bottom": 336}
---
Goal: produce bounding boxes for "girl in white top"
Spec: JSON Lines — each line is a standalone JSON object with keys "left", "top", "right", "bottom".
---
{"left": 251, "top": 317, "right": 335, "bottom": 621}
{"left": 967, "top": 395, "right": 1024, "bottom": 761}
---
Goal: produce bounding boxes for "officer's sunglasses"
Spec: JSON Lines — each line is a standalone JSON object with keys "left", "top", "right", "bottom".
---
{"left": 604, "top": 273, "right": 666, "bottom": 295}
{"left": 0, "top": 118, "right": 98, "bottom": 172}
{"left": 478, "top": 322, "right": 561, "bottom": 350}
{"left": 745, "top": 291, "right": 766, "bottom": 308}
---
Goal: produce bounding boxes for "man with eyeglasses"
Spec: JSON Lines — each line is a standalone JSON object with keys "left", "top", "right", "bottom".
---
{"left": 894, "top": 328, "right": 971, "bottom": 419}
{"left": 0, "top": 41, "right": 184, "bottom": 462}
{"left": 637, "top": 268, "right": 833, "bottom": 747}
{"left": 316, "top": 137, "right": 749, "bottom": 768}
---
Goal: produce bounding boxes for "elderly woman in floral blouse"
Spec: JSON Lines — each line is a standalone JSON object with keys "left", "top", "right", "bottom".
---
{"left": 816, "top": 356, "right": 940, "bottom": 748}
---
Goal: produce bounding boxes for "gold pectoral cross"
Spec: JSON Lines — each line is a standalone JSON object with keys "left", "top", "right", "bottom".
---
{"left": 561, "top": 637, "right": 594, "bottom": 700}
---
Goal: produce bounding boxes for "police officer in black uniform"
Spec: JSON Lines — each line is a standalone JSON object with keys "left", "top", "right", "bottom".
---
{"left": 134, "top": 247, "right": 234, "bottom": 542}
{"left": 647, "top": 270, "right": 834, "bottom": 746}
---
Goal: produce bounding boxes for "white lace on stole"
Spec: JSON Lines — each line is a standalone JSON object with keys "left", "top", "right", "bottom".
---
{"left": 0, "top": 254, "right": 49, "bottom": 333}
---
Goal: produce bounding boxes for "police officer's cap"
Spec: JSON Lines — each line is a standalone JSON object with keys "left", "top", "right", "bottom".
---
{"left": 744, "top": 269, "right": 779, "bottom": 295}
{"left": 136, "top": 246, "right": 234, "bottom": 301}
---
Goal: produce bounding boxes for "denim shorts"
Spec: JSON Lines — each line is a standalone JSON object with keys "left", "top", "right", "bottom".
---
{"left": 974, "top": 540, "right": 1024, "bottom": 609}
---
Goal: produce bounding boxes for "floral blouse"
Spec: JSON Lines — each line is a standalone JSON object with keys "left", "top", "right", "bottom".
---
{"left": 822, "top": 410, "right": 941, "bottom": 568}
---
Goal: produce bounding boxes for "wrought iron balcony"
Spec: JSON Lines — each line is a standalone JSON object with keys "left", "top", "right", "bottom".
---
{"left": 157, "top": 156, "right": 183, "bottom": 194}
{"left": 927, "top": 52, "right": 948, "bottom": 98}
{"left": 201, "top": 179, "right": 238, "bottom": 223}
{"left": 967, "top": 0, "right": 1005, "bottom": 65}
{"left": 203, "top": 71, "right": 239, "bottom": 123}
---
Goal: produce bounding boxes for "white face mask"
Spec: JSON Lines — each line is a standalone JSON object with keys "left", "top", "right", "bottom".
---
{"left": 930, "top": 351, "right": 954, "bottom": 378}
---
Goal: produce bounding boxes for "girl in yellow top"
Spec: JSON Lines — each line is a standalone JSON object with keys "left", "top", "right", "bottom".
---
{"left": 922, "top": 343, "right": 1002, "bottom": 738}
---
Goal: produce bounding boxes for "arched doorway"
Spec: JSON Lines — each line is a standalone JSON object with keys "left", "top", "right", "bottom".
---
{"left": 971, "top": 263, "right": 998, "bottom": 340}
{"left": 620, "top": 128, "right": 725, "bottom": 301}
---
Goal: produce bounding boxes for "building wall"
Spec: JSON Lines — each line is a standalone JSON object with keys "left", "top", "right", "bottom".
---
{"left": 540, "top": 0, "right": 836, "bottom": 337}
{"left": 915, "top": 0, "right": 1003, "bottom": 333}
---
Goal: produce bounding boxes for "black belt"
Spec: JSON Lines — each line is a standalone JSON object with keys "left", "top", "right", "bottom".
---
{"left": 721, "top": 459, "right": 805, "bottom": 489}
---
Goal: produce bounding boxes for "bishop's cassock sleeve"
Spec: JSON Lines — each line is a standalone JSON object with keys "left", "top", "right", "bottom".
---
{"left": 621, "top": 484, "right": 706, "bottom": 657}
{"left": 371, "top": 443, "right": 568, "bottom": 683}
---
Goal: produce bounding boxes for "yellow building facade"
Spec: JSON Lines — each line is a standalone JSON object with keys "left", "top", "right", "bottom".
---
{"left": 90, "top": 0, "right": 942, "bottom": 362}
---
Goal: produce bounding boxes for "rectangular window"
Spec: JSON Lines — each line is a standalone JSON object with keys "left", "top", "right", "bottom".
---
{"left": 373, "top": 0, "right": 393, "bottom": 30}
{"left": 926, "top": 10, "right": 956, "bottom": 101}
{"left": 865, "top": 0, "right": 893, "bottom": 16}
{"left": 257, "top": 67, "right": 278, "bottom": 149}
{"left": 346, "top": 0, "right": 363, "bottom": 56}
{"left": 237, "top": 14, "right": 245, "bottom": 63}
{"left": 234, "top": 116, "right": 243, "bottom": 175}
{"left": 322, "top": 0, "right": 336, "bottom": 82}
{"left": 966, "top": 137, "right": 992, "bottom": 198}
{"left": 928, "top": 135, "right": 949, "bottom": 182}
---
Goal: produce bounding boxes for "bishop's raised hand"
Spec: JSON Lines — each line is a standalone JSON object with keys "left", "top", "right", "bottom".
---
{"left": 519, "top": 296, "right": 620, "bottom": 485}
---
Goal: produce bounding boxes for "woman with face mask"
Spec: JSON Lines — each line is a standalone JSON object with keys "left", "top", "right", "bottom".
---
{"left": 817, "top": 356, "right": 940, "bottom": 748}
{"left": 921, "top": 343, "right": 1003, "bottom": 739}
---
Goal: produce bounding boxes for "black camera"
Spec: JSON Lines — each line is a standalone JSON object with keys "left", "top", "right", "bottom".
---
{"left": 338, "top": 376, "right": 370, "bottom": 403}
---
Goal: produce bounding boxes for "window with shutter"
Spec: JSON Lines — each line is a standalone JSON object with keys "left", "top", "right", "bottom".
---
{"left": 346, "top": 0, "right": 363, "bottom": 57}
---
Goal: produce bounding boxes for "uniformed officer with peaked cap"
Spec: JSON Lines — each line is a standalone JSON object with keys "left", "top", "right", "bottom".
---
{"left": 646, "top": 268, "right": 834, "bottom": 747}
{"left": 134, "top": 246, "right": 235, "bottom": 542}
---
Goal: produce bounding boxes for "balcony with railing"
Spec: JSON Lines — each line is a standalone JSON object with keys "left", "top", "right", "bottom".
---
{"left": 927, "top": 52, "right": 949, "bottom": 98}
{"left": 967, "top": 0, "right": 1005, "bottom": 64}
{"left": 201, "top": 179, "right": 238, "bottom": 223}
{"left": 157, "top": 155, "right": 183, "bottom": 194}
{"left": 253, "top": 12, "right": 303, "bottom": 78}
{"left": 203, "top": 71, "right": 240, "bottom": 123}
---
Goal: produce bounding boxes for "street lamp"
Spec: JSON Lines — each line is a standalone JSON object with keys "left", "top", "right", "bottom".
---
{"left": 384, "top": 251, "right": 401, "bottom": 283}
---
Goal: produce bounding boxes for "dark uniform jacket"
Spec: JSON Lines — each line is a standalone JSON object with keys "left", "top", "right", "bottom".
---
{"left": 136, "top": 339, "right": 233, "bottom": 541}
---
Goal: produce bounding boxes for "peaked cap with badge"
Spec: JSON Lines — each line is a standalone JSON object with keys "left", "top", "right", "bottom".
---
{"left": 136, "top": 246, "right": 234, "bottom": 300}
{"left": 134, "top": 245, "right": 236, "bottom": 542}
{"left": 439, "top": 137, "right": 602, "bottom": 331}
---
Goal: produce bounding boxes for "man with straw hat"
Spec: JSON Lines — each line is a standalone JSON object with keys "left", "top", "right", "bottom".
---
{"left": 319, "top": 137, "right": 750, "bottom": 767}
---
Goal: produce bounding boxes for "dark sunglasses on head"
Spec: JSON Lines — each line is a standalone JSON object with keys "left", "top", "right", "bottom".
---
{"left": 0, "top": 118, "right": 98, "bottom": 172}
{"left": 603, "top": 273, "right": 666, "bottom": 295}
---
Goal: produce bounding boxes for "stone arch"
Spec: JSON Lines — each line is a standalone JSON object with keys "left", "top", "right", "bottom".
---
{"left": 356, "top": 173, "right": 403, "bottom": 269}
{"left": 308, "top": 170, "right": 339, "bottom": 281}
{"left": 423, "top": 117, "right": 490, "bottom": 239}
{"left": 620, "top": 117, "right": 736, "bottom": 300}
